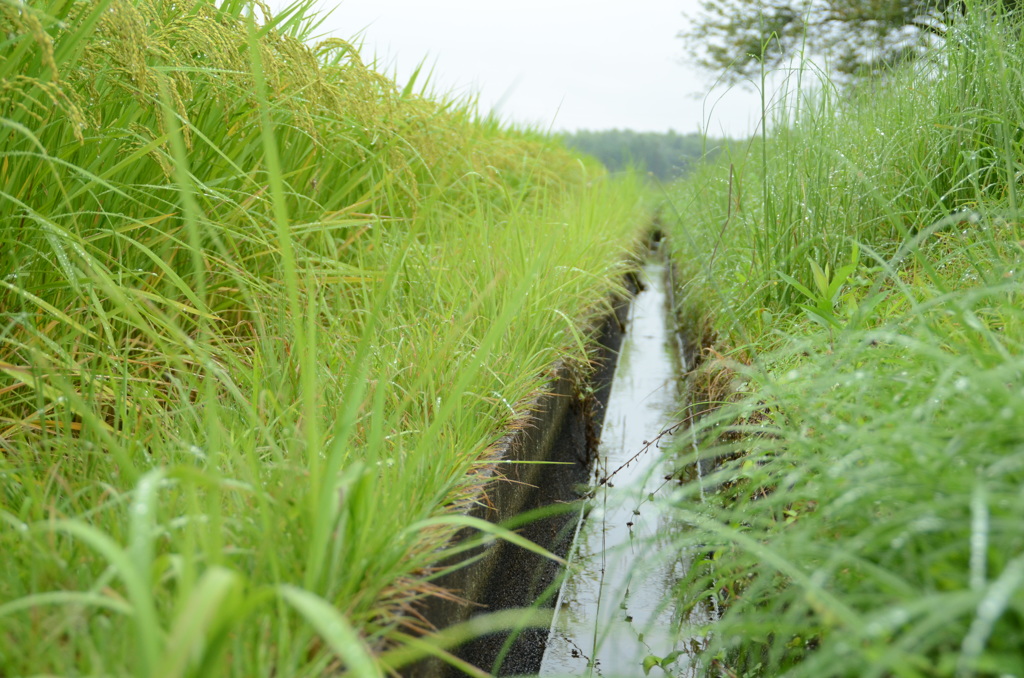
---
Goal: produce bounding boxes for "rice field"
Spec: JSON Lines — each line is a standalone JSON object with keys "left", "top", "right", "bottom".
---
{"left": 0, "top": 1, "right": 648, "bottom": 675}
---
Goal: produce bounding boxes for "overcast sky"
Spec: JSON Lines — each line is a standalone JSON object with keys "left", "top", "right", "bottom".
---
{"left": 268, "top": 0, "right": 765, "bottom": 137}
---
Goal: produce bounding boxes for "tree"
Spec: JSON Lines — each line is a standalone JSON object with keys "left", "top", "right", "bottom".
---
{"left": 680, "top": 0, "right": 1006, "bottom": 82}
{"left": 560, "top": 130, "right": 723, "bottom": 181}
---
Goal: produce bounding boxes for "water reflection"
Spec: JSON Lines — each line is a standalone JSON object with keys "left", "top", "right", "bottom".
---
{"left": 539, "top": 260, "right": 713, "bottom": 678}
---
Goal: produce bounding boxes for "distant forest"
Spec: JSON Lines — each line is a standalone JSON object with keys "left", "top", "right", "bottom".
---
{"left": 560, "top": 129, "right": 725, "bottom": 181}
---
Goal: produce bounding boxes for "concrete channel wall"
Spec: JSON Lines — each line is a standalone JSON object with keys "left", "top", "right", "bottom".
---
{"left": 408, "top": 281, "right": 635, "bottom": 677}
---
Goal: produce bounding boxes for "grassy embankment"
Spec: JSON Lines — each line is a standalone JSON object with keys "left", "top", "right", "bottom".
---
{"left": 664, "top": 4, "right": 1024, "bottom": 675}
{"left": 0, "top": 1, "right": 647, "bottom": 675}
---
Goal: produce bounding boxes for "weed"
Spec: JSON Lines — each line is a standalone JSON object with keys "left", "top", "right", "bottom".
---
{"left": 664, "top": 1, "right": 1024, "bottom": 674}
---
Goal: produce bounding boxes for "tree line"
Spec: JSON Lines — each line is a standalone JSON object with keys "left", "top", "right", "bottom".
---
{"left": 560, "top": 129, "right": 725, "bottom": 182}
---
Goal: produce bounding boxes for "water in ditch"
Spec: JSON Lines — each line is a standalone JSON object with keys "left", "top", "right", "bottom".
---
{"left": 538, "top": 258, "right": 713, "bottom": 678}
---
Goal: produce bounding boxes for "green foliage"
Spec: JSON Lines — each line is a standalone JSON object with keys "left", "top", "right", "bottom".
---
{"left": 669, "top": 0, "right": 1024, "bottom": 343}
{"left": 642, "top": 650, "right": 685, "bottom": 675}
{"left": 680, "top": 0, "right": 1021, "bottom": 82}
{"left": 778, "top": 245, "right": 886, "bottom": 345}
{"left": 778, "top": 253, "right": 858, "bottom": 329}
{"left": 561, "top": 129, "right": 725, "bottom": 181}
{"left": 0, "top": 1, "right": 647, "bottom": 675}
{"left": 666, "top": 3, "right": 1024, "bottom": 675}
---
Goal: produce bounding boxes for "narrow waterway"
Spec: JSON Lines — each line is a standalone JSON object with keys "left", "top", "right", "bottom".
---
{"left": 538, "top": 259, "right": 710, "bottom": 678}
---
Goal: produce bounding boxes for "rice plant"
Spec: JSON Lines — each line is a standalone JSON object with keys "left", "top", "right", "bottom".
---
{"left": 0, "top": 1, "right": 647, "bottom": 674}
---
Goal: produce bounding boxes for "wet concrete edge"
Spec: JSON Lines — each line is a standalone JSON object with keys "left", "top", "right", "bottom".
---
{"left": 406, "top": 280, "right": 637, "bottom": 678}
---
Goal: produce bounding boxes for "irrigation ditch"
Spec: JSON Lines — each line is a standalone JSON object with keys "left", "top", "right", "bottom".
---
{"left": 411, "top": 237, "right": 713, "bottom": 677}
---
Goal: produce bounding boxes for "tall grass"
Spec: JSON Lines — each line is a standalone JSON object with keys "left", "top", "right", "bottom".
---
{"left": 0, "top": 1, "right": 647, "bottom": 674}
{"left": 665, "top": 3, "right": 1024, "bottom": 675}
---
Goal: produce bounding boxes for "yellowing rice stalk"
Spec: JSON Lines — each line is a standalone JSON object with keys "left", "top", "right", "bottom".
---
{"left": 0, "top": 1, "right": 648, "bottom": 674}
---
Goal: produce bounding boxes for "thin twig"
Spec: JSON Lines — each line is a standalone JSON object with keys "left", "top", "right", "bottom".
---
{"left": 596, "top": 410, "right": 701, "bottom": 487}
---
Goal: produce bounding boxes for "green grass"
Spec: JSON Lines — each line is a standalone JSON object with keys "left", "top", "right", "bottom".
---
{"left": 663, "top": 3, "right": 1024, "bottom": 675}
{"left": 0, "top": 1, "right": 648, "bottom": 675}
